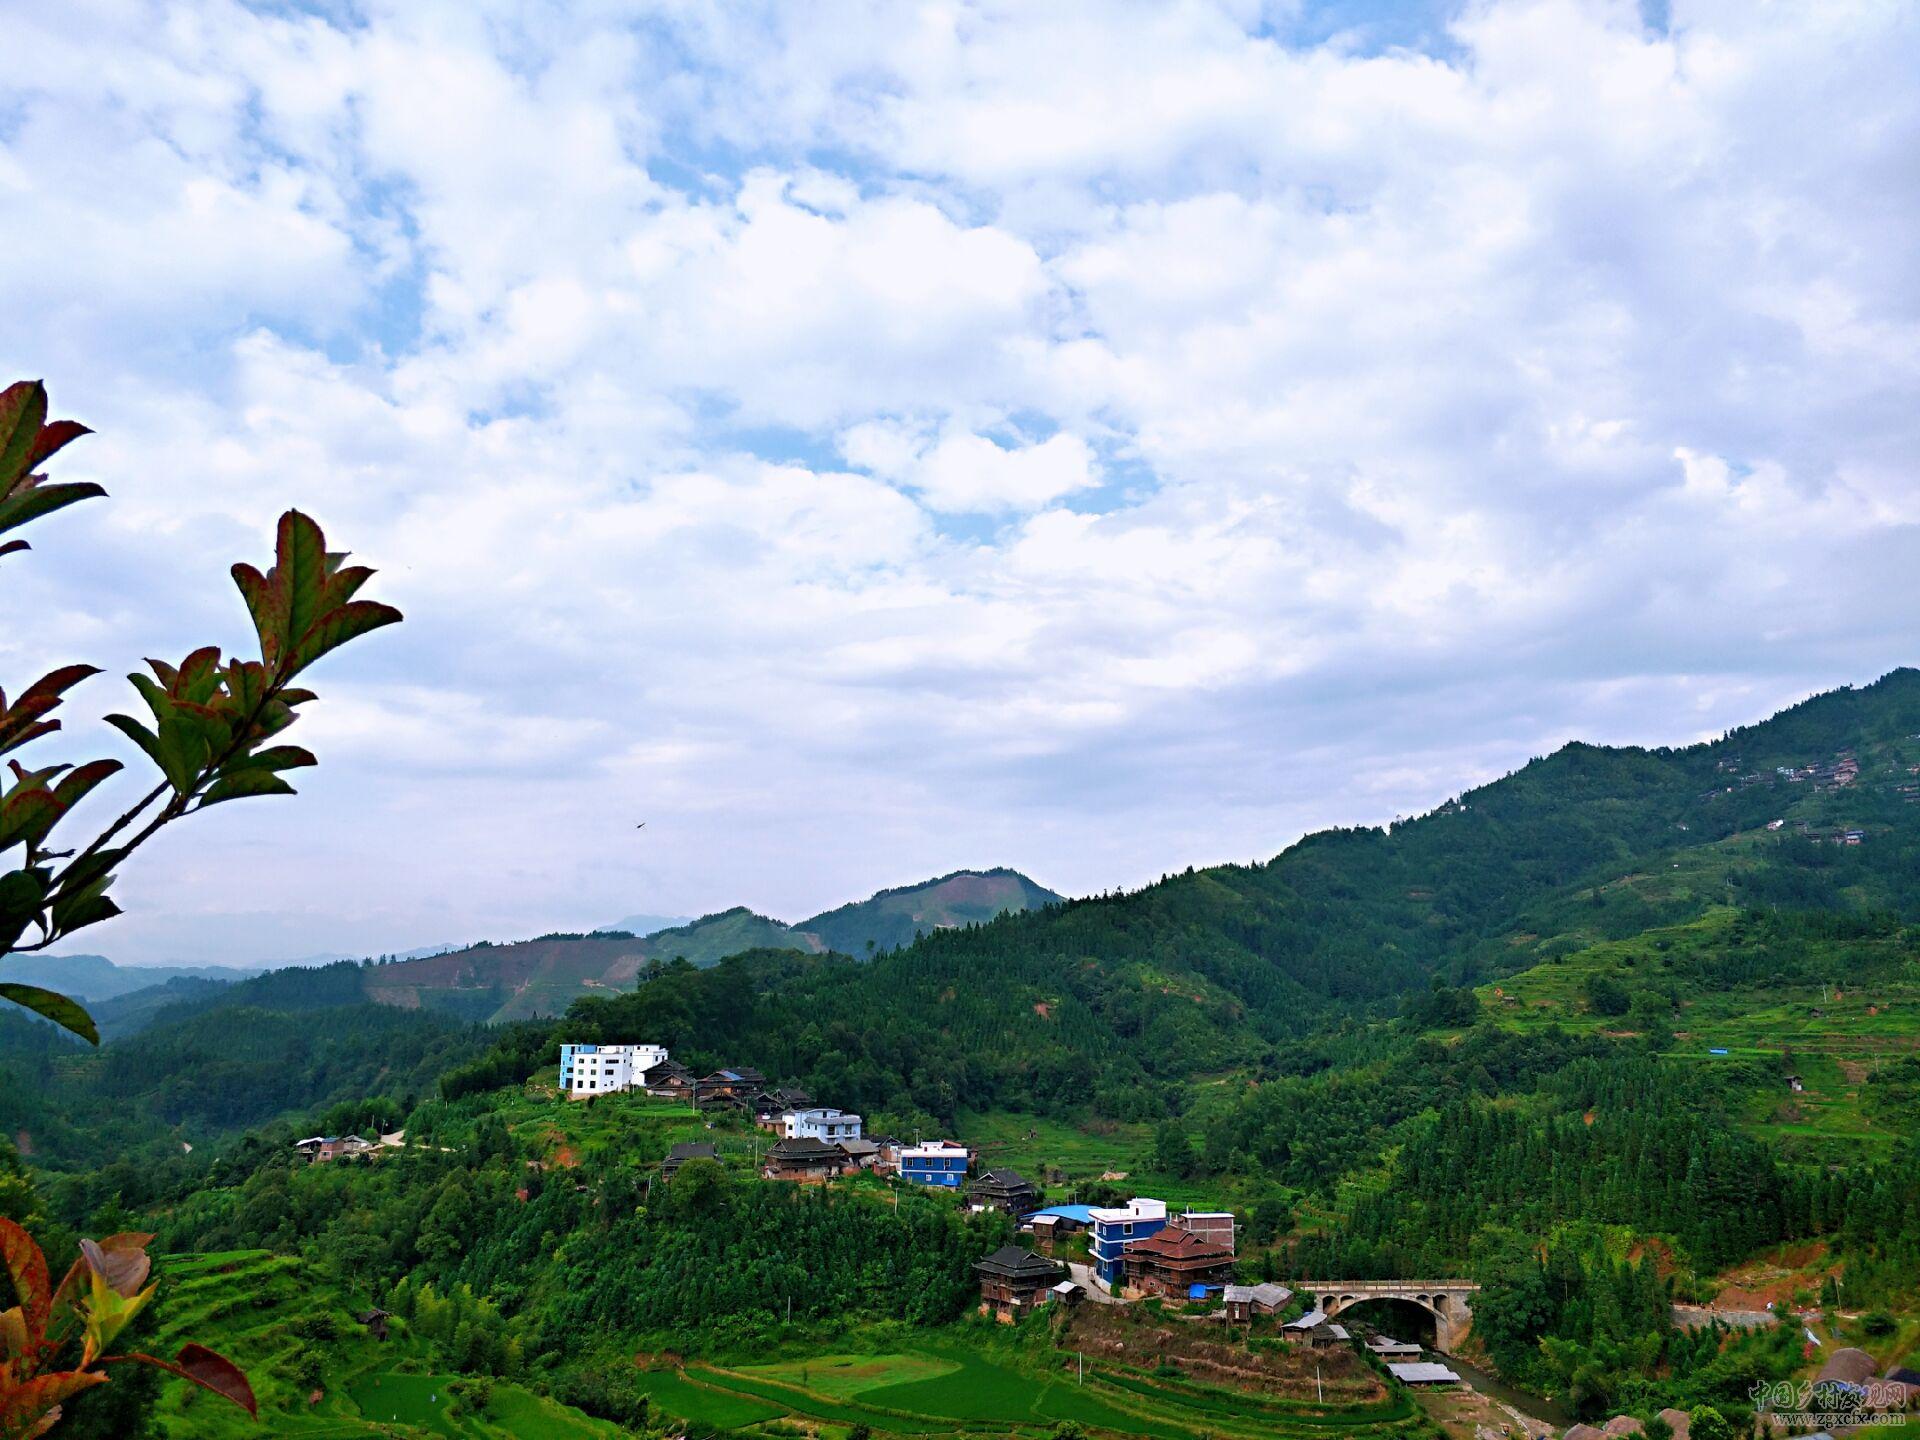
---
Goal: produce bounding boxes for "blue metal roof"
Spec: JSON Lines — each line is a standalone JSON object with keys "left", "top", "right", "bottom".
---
{"left": 1030, "top": 1204, "right": 1097, "bottom": 1223}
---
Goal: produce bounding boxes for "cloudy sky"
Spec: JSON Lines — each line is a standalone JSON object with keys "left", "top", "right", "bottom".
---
{"left": 9, "top": 0, "right": 1919, "bottom": 965}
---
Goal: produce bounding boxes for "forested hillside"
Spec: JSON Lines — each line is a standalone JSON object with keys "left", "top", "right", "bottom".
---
{"left": 443, "top": 670, "right": 1920, "bottom": 1130}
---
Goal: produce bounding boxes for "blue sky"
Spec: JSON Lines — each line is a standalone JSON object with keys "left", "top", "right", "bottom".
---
{"left": 7, "top": 0, "right": 1920, "bottom": 964}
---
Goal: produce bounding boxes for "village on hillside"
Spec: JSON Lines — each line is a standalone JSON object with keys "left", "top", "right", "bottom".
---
{"left": 286, "top": 1039, "right": 1919, "bottom": 1440}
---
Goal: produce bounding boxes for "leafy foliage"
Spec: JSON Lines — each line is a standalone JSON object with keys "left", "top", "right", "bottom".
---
{"left": 0, "top": 1217, "right": 254, "bottom": 1437}
{"left": 0, "top": 381, "right": 400, "bottom": 1043}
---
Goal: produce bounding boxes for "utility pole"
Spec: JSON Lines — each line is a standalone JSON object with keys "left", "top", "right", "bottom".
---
{"left": 1078, "top": 1352, "right": 1084, "bottom": 1385}
{"left": 1316, "top": 1365, "right": 1323, "bottom": 1404}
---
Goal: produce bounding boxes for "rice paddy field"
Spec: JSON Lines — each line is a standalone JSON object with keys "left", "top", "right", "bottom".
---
{"left": 633, "top": 1340, "right": 1427, "bottom": 1440}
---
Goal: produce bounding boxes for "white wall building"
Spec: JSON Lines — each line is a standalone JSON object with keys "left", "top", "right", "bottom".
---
{"left": 559, "top": 1043, "right": 669, "bottom": 1097}
{"left": 782, "top": 1107, "right": 863, "bottom": 1143}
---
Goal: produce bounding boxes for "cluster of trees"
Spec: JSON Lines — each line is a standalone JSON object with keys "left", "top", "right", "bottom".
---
{"left": 149, "top": 1108, "right": 1003, "bottom": 1376}
{"left": 1473, "top": 1225, "right": 1804, "bottom": 1420}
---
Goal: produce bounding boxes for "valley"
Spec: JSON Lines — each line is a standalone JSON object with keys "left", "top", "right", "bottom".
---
{"left": 6, "top": 672, "right": 1920, "bottom": 1440}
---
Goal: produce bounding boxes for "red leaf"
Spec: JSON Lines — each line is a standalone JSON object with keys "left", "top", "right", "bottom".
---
{"left": 0, "top": 1217, "right": 50, "bottom": 1334}
{"left": 0, "top": 1369, "right": 107, "bottom": 1432}
{"left": 0, "top": 381, "right": 47, "bottom": 492}
{"left": 112, "top": 1345, "right": 257, "bottom": 1416}
{"left": 25, "top": 420, "right": 90, "bottom": 472}
{"left": 16, "top": 666, "right": 100, "bottom": 708}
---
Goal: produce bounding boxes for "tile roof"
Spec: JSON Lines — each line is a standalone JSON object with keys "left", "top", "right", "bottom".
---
{"left": 974, "top": 1246, "right": 1065, "bottom": 1282}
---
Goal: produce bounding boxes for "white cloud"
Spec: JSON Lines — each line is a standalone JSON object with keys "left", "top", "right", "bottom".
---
{"left": 8, "top": 0, "right": 1920, "bottom": 961}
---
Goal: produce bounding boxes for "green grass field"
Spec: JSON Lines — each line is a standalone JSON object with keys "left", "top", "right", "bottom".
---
{"left": 955, "top": 1110, "right": 1226, "bottom": 1207}
{"left": 1475, "top": 904, "right": 1920, "bottom": 1159}
{"left": 743, "top": 1351, "right": 959, "bottom": 1397}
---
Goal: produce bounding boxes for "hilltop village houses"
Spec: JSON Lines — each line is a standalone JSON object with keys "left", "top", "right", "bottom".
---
{"left": 559, "top": 1042, "right": 669, "bottom": 1097}
{"left": 554, "top": 1040, "right": 899, "bottom": 1183}
{"left": 550, "top": 1042, "right": 1313, "bottom": 1323}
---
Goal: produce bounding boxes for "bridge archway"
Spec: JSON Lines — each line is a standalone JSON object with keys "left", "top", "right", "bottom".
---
{"left": 1298, "top": 1280, "right": 1478, "bottom": 1353}
{"left": 1321, "top": 1295, "right": 1438, "bottom": 1347}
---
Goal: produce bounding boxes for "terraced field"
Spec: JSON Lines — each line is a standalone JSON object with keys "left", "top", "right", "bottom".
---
{"left": 636, "top": 1343, "right": 1426, "bottom": 1439}
{"left": 143, "top": 1250, "right": 622, "bottom": 1439}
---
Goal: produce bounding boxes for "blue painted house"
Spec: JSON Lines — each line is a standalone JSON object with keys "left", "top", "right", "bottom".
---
{"left": 899, "top": 1141, "right": 970, "bottom": 1187}
{"left": 1088, "top": 1198, "right": 1168, "bottom": 1285}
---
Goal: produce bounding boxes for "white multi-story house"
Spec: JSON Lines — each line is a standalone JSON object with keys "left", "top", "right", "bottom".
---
{"left": 781, "top": 1106, "right": 863, "bottom": 1143}
{"left": 559, "top": 1043, "right": 670, "bottom": 1098}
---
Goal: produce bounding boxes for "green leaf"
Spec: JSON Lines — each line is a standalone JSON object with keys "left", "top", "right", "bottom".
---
{"left": 0, "top": 787, "right": 59, "bottom": 852}
{"left": 279, "top": 510, "right": 329, "bottom": 662}
{"left": 218, "top": 744, "right": 316, "bottom": 777}
{"left": 103, "top": 713, "right": 165, "bottom": 772}
{"left": 198, "top": 770, "right": 297, "bottom": 808}
{"left": 0, "top": 983, "right": 98, "bottom": 1044}
{"left": 53, "top": 847, "right": 124, "bottom": 896}
{"left": 49, "top": 890, "right": 120, "bottom": 938}
{"left": 0, "top": 866, "right": 49, "bottom": 951}
{"left": 154, "top": 715, "right": 208, "bottom": 795}
{"left": 290, "top": 600, "right": 404, "bottom": 675}
{"left": 230, "top": 561, "right": 283, "bottom": 669}
{"left": 0, "top": 480, "right": 109, "bottom": 538}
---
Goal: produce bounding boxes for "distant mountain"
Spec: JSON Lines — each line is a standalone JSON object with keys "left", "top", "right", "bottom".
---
{"left": 89, "top": 975, "right": 241, "bottom": 1040}
{"left": 1, "top": 953, "right": 257, "bottom": 1004}
{"left": 597, "top": 913, "right": 694, "bottom": 938}
{"left": 125, "top": 869, "right": 1058, "bottom": 1029}
{"left": 799, "top": 867, "right": 1064, "bottom": 955}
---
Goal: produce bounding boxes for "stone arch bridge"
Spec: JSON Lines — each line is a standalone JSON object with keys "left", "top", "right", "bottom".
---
{"left": 1296, "top": 1280, "right": 1479, "bottom": 1352}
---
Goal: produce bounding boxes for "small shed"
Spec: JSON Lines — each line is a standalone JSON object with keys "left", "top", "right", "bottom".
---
{"left": 837, "top": 1137, "right": 882, "bottom": 1168}
{"left": 355, "top": 1308, "right": 393, "bottom": 1342}
{"left": 1223, "top": 1282, "right": 1292, "bottom": 1322}
{"left": 1024, "top": 1204, "right": 1095, "bottom": 1252}
{"left": 1387, "top": 1362, "right": 1459, "bottom": 1386}
{"left": 1367, "top": 1336, "right": 1422, "bottom": 1358}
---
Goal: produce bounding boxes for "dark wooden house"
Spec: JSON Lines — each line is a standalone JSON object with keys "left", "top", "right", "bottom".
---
{"left": 662, "top": 1142, "right": 717, "bottom": 1179}
{"left": 640, "top": 1058, "right": 693, "bottom": 1096}
{"left": 696, "top": 1067, "right": 768, "bottom": 1106}
{"left": 1120, "top": 1225, "right": 1235, "bottom": 1298}
{"left": 966, "top": 1168, "right": 1040, "bottom": 1217}
{"left": 752, "top": 1087, "right": 814, "bottom": 1130}
{"left": 762, "top": 1136, "right": 847, "bottom": 1183}
{"left": 974, "top": 1246, "right": 1066, "bottom": 1322}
